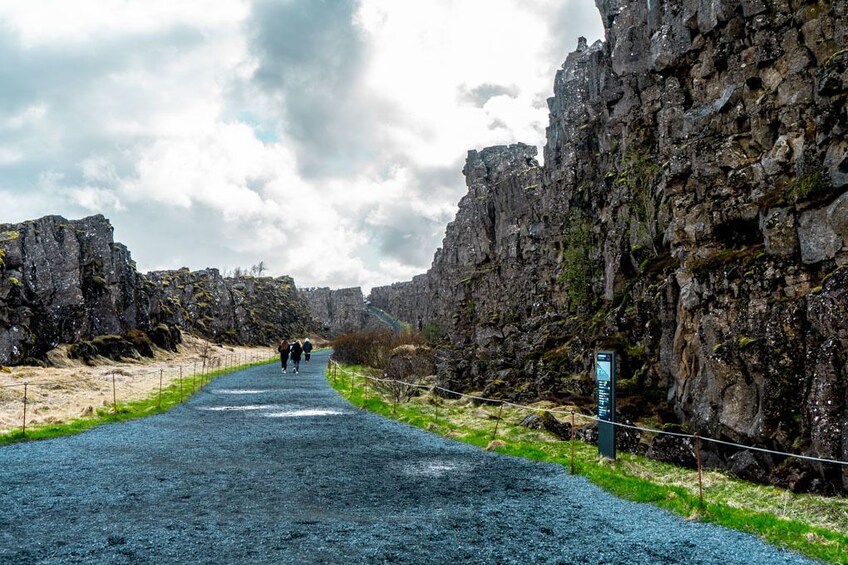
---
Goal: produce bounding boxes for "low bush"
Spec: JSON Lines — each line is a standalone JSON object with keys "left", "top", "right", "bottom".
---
{"left": 332, "top": 329, "right": 424, "bottom": 367}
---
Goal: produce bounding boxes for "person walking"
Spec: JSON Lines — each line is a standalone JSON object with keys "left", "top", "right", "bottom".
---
{"left": 290, "top": 339, "right": 303, "bottom": 374}
{"left": 302, "top": 338, "right": 313, "bottom": 364}
{"left": 277, "top": 337, "right": 290, "bottom": 373}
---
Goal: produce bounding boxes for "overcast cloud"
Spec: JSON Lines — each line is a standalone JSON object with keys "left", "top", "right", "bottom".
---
{"left": 0, "top": 0, "right": 603, "bottom": 293}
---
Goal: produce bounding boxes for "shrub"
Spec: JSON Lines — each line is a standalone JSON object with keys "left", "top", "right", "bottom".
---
{"left": 332, "top": 329, "right": 424, "bottom": 367}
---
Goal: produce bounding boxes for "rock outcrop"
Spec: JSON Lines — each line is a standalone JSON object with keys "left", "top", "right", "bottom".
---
{"left": 302, "top": 287, "right": 370, "bottom": 336}
{"left": 0, "top": 215, "right": 167, "bottom": 365}
{"left": 371, "top": 0, "right": 848, "bottom": 492}
{"left": 0, "top": 215, "right": 314, "bottom": 364}
{"left": 148, "top": 268, "right": 312, "bottom": 345}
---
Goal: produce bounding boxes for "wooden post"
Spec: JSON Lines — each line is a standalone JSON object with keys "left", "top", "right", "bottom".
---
{"left": 22, "top": 383, "right": 28, "bottom": 436}
{"left": 491, "top": 402, "right": 504, "bottom": 442}
{"left": 570, "top": 411, "right": 576, "bottom": 475}
{"left": 158, "top": 369, "right": 163, "bottom": 410}
{"left": 112, "top": 372, "right": 118, "bottom": 421}
{"left": 179, "top": 368, "right": 183, "bottom": 403}
{"left": 695, "top": 433, "right": 704, "bottom": 506}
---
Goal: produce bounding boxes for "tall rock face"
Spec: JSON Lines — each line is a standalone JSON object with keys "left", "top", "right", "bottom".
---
{"left": 302, "top": 287, "right": 370, "bottom": 336}
{"left": 371, "top": 0, "right": 848, "bottom": 492}
{"left": 0, "top": 214, "right": 315, "bottom": 364}
{"left": 0, "top": 215, "right": 160, "bottom": 364}
{"left": 147, "top": 269, "right": 312, "bottom": 345}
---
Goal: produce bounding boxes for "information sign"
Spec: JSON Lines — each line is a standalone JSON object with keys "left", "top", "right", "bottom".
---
{"left": 596, "top": 351, "right": 616, "bottom": 460}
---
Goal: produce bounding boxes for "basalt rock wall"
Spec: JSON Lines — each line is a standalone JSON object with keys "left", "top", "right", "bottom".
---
{"left": 0, "top": 215, "right": 164, "bottom": 364}
{"left": 302, "top": 287, "right": 370, "bottom": 337}
{"left": 370, "top": 0, "right": 848, "bottom": 492}
{"left": 148, "top": 268, "right": 313, "bottom": 345}
{"left": 0, "top": 214, "right": 314, "bottom": 364}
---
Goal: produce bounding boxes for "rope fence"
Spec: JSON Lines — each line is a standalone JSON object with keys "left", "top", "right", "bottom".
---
{"left": 327, "top": 360, "right": 848, "bottom": 505}
{"left": 0, "top": 349, "right": 276, "bottom": 437}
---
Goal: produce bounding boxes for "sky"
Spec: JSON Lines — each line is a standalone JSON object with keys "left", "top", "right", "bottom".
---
{"left": 0, "top": 0, "right": 603, "bottom": 294}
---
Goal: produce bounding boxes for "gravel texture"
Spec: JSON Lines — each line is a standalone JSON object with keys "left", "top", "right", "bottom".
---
{"left": 0, "top": 350, "right": 814, "bottom": 564}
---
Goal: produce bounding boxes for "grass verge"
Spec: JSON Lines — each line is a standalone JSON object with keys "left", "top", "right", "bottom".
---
{"left": 0, "top": 357, "right": 276, "bottom": 447}
{"left": 329, "top": 363, "right": 848, "bottom": 564}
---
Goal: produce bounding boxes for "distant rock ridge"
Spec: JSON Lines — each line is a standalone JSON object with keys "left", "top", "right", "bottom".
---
{"left": 370, "top": 0, "right": 848, "bottom": 493}
{"left": 301, "top": 286, "right": 370, "bottom": 336}
{"left": 0, "top": 214, "right": 315, "bottom": 364}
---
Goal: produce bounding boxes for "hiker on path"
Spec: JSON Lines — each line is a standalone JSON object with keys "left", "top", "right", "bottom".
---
{"left": 277, "top": 338, "right": 290, "bottom": 373}
{"left": 302, "top": 338, "right": 313, "bottom": 364}
{"left": 290, "top": 339, "right": 303, "bottom": 374}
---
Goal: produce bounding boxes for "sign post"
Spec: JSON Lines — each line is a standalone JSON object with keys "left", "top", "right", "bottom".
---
{"left": 596, "top": 351, "right": 616, "bottom": 460}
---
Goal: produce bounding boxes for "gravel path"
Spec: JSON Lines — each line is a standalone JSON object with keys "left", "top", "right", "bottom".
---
{"left": 0, "top": 350, "right": 815, "bottom": 564}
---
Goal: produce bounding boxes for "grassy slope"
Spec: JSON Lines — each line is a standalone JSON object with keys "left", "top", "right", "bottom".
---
{"left": 329, "top": 364, "right": 848, "bottom": 565}
{"left": 0, "top": 357, "right": 276, "bottom": 446}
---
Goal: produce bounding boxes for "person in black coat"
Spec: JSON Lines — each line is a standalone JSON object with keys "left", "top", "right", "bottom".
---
{"left": 290, "top": 339, "right": 303, "bottom": 374}
{"left": 302, "top": 338, "right": 313, "bottom": 364}
{"left": 277, "top": 338, "right": 290, "bottom": 374}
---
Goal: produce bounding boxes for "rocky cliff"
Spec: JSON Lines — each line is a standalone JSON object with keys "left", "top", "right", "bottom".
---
{"left": 370, "top": 0, "right": 848, "bottom": 492}
{"left": 0, "top": 215, "right": 167, "bottom": 364}
{"left": 0, "top": 215, "right": 313, "bottom": 364}
{"left": 302, "top": 287, "right": 371, "bottom": 336}
{"left": 148, "top": 268, "right": 312, "bottom": 345}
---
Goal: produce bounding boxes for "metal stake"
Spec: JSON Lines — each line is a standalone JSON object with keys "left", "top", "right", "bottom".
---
{"left": 570, "top": 411, "right": 576, "bottom": 475}
{"left": 695, "top": 433, "right": 704, "bottom": 506}
{"left": 22, "top": 383, "right": 28, "bottom": 436}
{"left": 491, "top": 402, "right": 505, "bottom": 442}
{"left": 112, "top": 372, "right": 118, "bottom": 421}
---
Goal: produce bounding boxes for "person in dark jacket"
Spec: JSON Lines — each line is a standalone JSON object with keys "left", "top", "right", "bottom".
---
{"left": 277, "top": 338, "right": 290, "bottom": 373}
{"left": 290, "top": 339, "right": 303, "bottom": 374}
{"left": 302, "top": 338, "right": 313, "bottom": 364}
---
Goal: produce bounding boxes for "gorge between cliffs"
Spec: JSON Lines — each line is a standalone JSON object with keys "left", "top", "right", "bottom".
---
{"left": 2, "top": 0, "right": 847, "bottom": 496}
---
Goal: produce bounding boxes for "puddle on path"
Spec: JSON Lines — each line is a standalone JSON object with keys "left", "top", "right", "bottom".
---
{"left": 264, "top": 409, "right": 347, "bottom": 418}
{"left": 197, "top": 404, "right": 279, "bottom": 411}
{"left": 214, "top": 389, "right": 272, "bottom": 395}
{"left": 400, "top": 460, "right": 472, "bottom": 478}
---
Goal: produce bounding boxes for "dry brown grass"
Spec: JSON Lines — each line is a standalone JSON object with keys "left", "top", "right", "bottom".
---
{"left": 0, "top": 334, "right": 276, "bottom": 434}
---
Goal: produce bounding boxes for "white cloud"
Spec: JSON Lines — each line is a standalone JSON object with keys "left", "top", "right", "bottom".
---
{"left": 0, "top": 0, "right": 249, "bottom": 47}
{"left": 0, "top": 0, "right": 603, "bottom": 293}
{"left": 70, "top": 186, "right": 124, "bottom": 211}
{"left": 0, "top": 147, "right": 23, "bottom": 165}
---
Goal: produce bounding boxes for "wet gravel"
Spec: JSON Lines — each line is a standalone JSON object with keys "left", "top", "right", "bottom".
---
{"left": 0, "top": 350, "right": 815, "bottom": 564}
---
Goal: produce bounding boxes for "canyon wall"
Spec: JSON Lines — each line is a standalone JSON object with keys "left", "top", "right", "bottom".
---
{"left": 370, "top": 0, "right": 848, "bottom": 492}
{"left": 302, "top": 286, "right": 371, "bottom": 336}
{"left": 0, "top": 215, "right": 314, "bottom": 364}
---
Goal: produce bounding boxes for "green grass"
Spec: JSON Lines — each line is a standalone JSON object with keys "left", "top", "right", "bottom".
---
{"left": 0, "top": 356, "right": 277, "bottom": 447}
{"left": 330, "top": 364, "right": 848, "bottom": 564}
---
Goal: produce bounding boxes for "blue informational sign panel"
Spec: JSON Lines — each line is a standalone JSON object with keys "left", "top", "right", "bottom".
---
{"left": 596, "top": 351, "right": 616, "bottom": 460}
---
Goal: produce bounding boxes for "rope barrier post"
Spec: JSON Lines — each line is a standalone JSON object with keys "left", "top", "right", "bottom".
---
{"left": 491, "top": 402, "right": 504, "bottom": 442}
{"left": 570, "top": 410, "right": 576, "bottom": 475}
{"left": 158, "top": 369, "right": 163, "bottom": 410}
{"left": 179, "top": 368, "right": 183, "bottom": 403}
{"left": 21, "top": 383, "right": 28, "bottom": 436}
{"left": 112, "top": 371, "right": 118, "bottom": 421}
{"left": 695, "top": 433, "right": 704, "bottom": 506}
